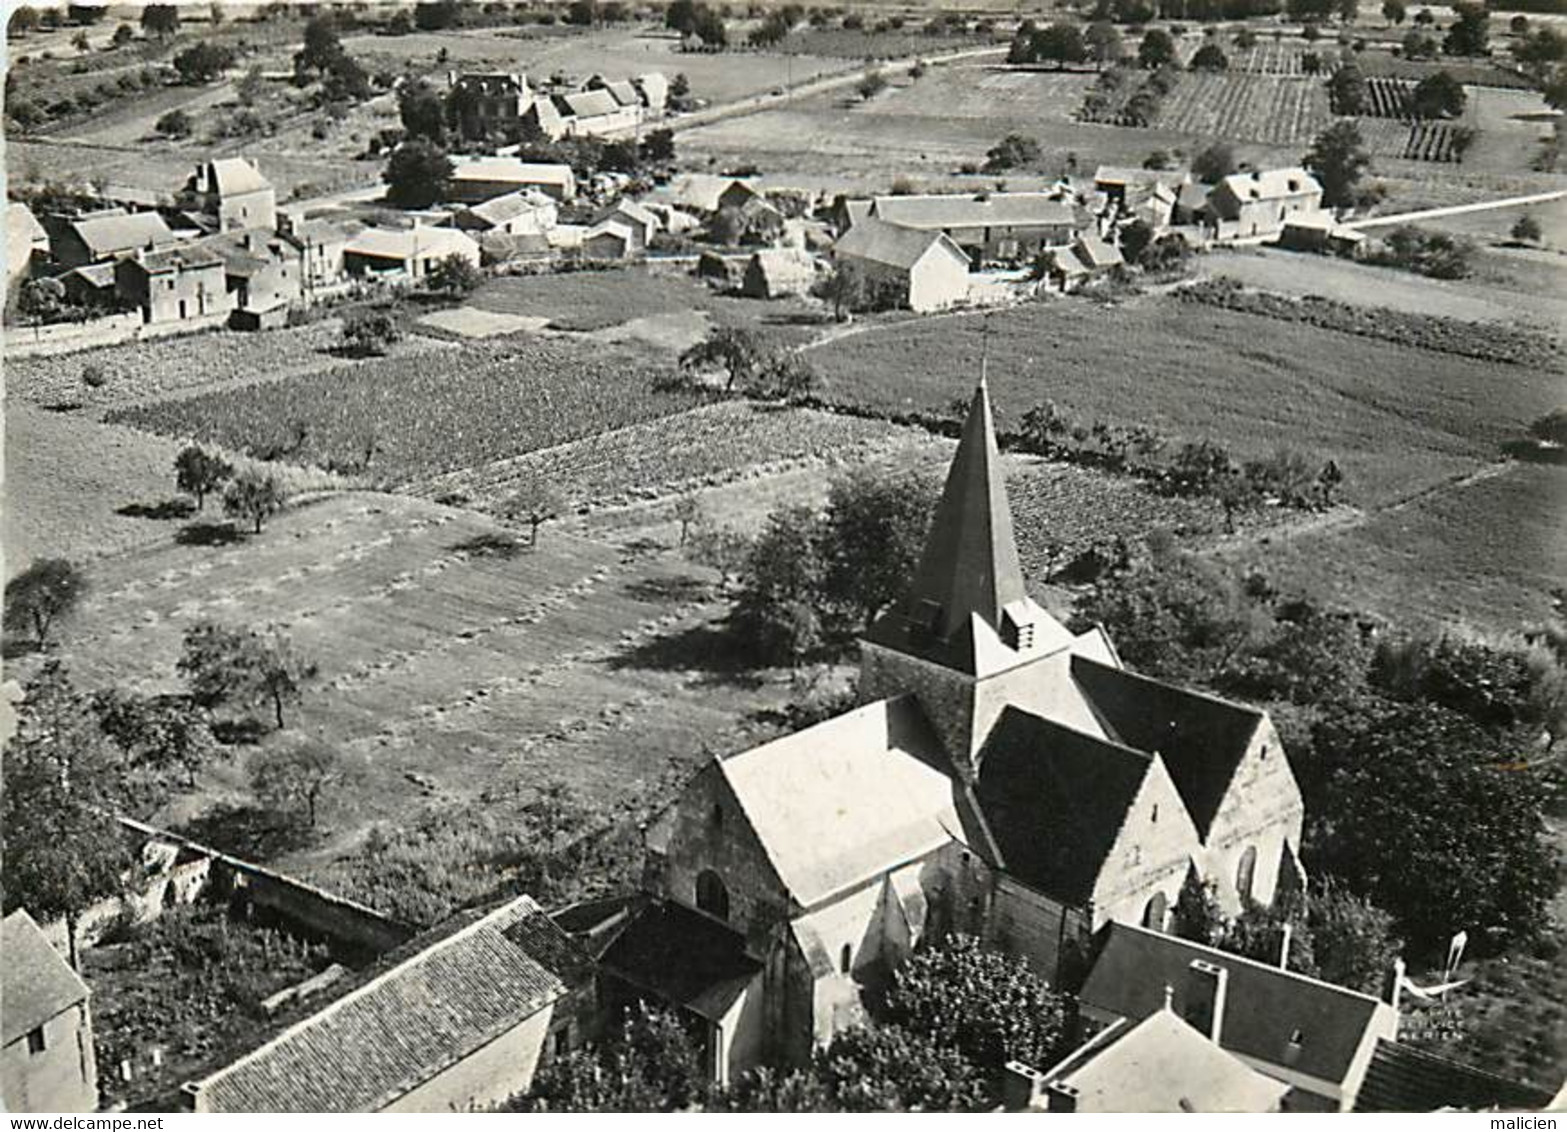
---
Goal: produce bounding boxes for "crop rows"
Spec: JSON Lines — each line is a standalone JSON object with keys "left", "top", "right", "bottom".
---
{"left": 1365, "top": 77, "right": 1414, "bottom": 119}
{"left": 106, "top": 338, "right": 704, "bottom": 488}
{"left": 1402, "top": 121, "right": 1462, "bottom": 162}
{"left": 1156, "top": 73, "right": 1330, "bottom": 145}
{"left": 1179, "top": 278, "right": 1560, "bottom": 368}
{"left": 1232, "top": 40, "right": 1307, "bottom": 76}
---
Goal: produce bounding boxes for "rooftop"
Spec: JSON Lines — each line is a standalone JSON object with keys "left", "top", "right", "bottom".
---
{"left": 70, "top": 210, "right": 174, "bottom": 257}
{"left": 871, "top": 192, "right": 1075, "bottom": 231}
{"left": 2, "top": 910, "right": 89, "bottom": 1047}
{"left": 1216, "top": 167, "right": 1322, "bottom": 202}
{"left": 450, "top": 158, "right": 575, "bottom": 186}
{"left": 1353, "top": 1039, "right": 1555, "bottom": 1113}
{"left": 834, "top": 214, "right": 961, "bottom": 271}
{"left": 599, "top": 899, "right": 760, "bottom": 1021}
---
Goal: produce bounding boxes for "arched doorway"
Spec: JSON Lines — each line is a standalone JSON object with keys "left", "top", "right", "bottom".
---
{"left": 1143, "top": 891, "right": 1168, "bottom": 931}
{"left": 695, "top": 869, "right": 730, "bottom": 922}
{"left": 1236, "top": 846, "right": 1258, "bottom": 904}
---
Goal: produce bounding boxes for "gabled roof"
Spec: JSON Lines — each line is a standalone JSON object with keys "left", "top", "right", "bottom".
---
{"left": 199, "top": 158, "right": 272, "bottom": 197}
{"left": 747, "top": 247, "right": 815, "bottom": 286}
{"left": 345, "top": 226, "right": 477, "bottom": 262}
{"left": 1070, "top": 656, "right": 1263, "bottom": 838}
{"left": 1, "top": 910, "right": 89, "bottom": 1046}
{"left": 584, "top": 218, "right": 636, "bottom": 247}
{"left": 1044, "top": 1008, "right": 1289, "bottom": 1112}
{"left": 9, "top": 201, "right": 46, "bottom": 245}
{"left": 834, "top": 214, "right": 962, "bottom": 271}
{"left": 1094, "top": 165, "right": 1190, "bottom": 191}
{"left": 589, "top": 77, "right": 639, "bottom": 106}
{"left": 871, "top": 192, "right": 1075, "bottom": 231}
{"left": 715, "top": 695, "right": 969, "bottom": 908}
{"left": 133, "top": 243, "right": 225, "bottom": 273}
{"left": 190, "top": 895, "right": 584, "bottom": 1112}
{"left": 598, "top": 198, "right": 658, "bottom": 231}
{"left": 1073, "top": 234, "right": 1124, "bottom": 270}
{"left": 70, "top": 210, "right": 173, "bottom": 258}
{"left": 65, "top": 262, "right": 117, "bottom": 288}
{"left": 1215, "top": 167, "right": 1321, "bottom": 204}
{"left": 560, "top": 88, "right": 620, "bottom": 118}
{"left": 1353, "top": 1039, "right": 1554, "bottom": 1113}
{"left": 466, "top": 190, "right": 554, "bottom": 227}
{"left": 1081, "top": 922, "right": 1395, "bottom": 1088}
{"left": 600, "top": 899, "right": 760, "bottom": 1022}
{"left": 450, "top": 158, "right": 575, "bottom": 188}
{"left": 975, "top": 708, "right": 1154, "bottom": 903}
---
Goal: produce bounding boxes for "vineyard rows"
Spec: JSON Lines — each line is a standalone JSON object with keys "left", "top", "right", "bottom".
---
{"left": 1403, "top": 121, "right": 1463, "bottom": 162}
{"left": 1155, "top": 73, "right": 1331, "bottom": 146}
{"left": 1231, "top": 39, "right": 1309, "bottom": 76}
{"left": 1365, "top": 77, "right": 1414, "bottom": 119}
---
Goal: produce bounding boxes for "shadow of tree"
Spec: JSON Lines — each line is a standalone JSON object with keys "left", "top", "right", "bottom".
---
{"left": 176, "top": 521, "right": 246, "bottom": 547}
{"left": 118, "top": 499, "right": 197, "bottom": 521}
{"left": 622, "top": 575, "right": 715, "bottom": 604}
{"left": 176, "top": 802, "right": 316, "bottom": 863}
{"left": 450, "top": 532, "right": 526, "bottom": 558}
{"left": 606, "top": 619, "right": 767, "bottom": 688}
{"left": 211, "top": 717, "right": 269, "bottom": 746}
{"left": 2, "top": 633, "right": 42, "bottom": 660}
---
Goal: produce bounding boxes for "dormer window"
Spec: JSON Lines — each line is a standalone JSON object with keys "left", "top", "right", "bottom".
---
{"left": 1001, "top": 600, "right": 1035, "bottom": 651}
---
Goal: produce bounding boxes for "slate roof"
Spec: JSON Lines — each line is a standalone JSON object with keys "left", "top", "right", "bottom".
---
{"left": 1044, "top": 1008, "right": 1289, "bottom": 1112}
{"left": 975, "top": 708, "right": 1153, "bottom": 903}
{"left": 599, "top": 900, "right": 760, "bottom": 1021}
{"left": 1070, "top": 656, "right": 1263, "bottom": 837}
{"left": 71, "top": 211, "right": 173, "bottom": 258}
{"left": 1080, "top": 922, "right": 1394, "bottom": 1088}
{"left": 134, "top": 243, "right": 226, "bottom": 273}
{"left": 871, "top": 192, "right": 1075, "bottom": 231}
{"left": 835, "top": 214, "right": 960, "bottom": 271}
{"left": 716, "top": 695, "right": 969, "bottom": 908}
{"left": 191, "top": 895, "right": 583, "bottom": 1112}
{"left": 1, "top": 911, "right": 89, "bottom": 1047}
{"left": 1353, "top": 1040, "right": 1555, "bottom": 1113}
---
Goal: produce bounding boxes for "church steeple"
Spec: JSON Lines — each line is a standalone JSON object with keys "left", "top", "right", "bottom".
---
{"left": 865, "top": 379, "right": 1068, "bottom": 677}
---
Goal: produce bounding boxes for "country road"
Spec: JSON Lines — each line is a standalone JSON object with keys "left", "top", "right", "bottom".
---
{"left": 1346, "top": 189, "right": 1567, "bottom": 230}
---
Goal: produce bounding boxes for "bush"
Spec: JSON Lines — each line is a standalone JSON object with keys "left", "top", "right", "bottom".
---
{"left": 341, "top": 308, "right": 401, "bottom": 356}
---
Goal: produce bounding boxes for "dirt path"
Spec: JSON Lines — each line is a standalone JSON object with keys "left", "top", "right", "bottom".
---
{"left": 1347, "top": 189, "right": 1567, "bottom": 231}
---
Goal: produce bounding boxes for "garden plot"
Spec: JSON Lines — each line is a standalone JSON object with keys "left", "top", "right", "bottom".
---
{"left": 418, "top": 307, "right": 552, "bottom": 339}
{"left": 869, "top": 65, "right": 1097, "bottom": 125}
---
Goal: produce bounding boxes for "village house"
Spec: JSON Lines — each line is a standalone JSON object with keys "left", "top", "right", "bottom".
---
{"left": 448, "top": 71, "right": 533, "bottom": 135}
{"left": 581, "top": 218, "right": 640, "bottom": 261}
{"left": 741, "top": 248, "right": 817, "bottom": 299}
{"left": 832, "top": 215, "right": 971, "bottom": 312}
{"left": 343, "top": 225, "right": 480, "bottom": 281}
{"left": 1093, "top": 166, "right": 1190, "bottom": 233}
{"left": 1041, "top": 234, "right": 1124, "bottom": 292}
{"left": 864, "top": 192, "right": 1079, "bottom": 263}
{"left": 60, "top": 262, "right": 120, "bottom": 310}
{"left": 114, "top": 242, "right": 229, "bottom": 324}
{"left": 633, "top": 72, "right": 669, "bottom": 114}
{"left": 8, "top": 202, "right": 48, "bottom": 286}
{"left": 594, "top": 199, "right": 660, "bottom": 247}
{"left": 603, "top": 382, "right": 1307, "bottom": 1078}
{"left": 449, "top": 157, "right": 577, "bottom": 203}
{"left": 181, "top": 158, "right": 278, "bottom": 235}
{"left": 51, "top": 209, "right": 175, "bottom": 268}
{"left": 585, "top": 74, "right": 639, "bottom": 110}
{"left": 278, "top": 213, "right": 362, "bottom": 293}
{"left": 1206, "top": 167, "right": 1324, "bottom": 242}
{"left": 454, "top": 190, "right": 559, "bottom": 238}
{"left": 2, "top": 911, "right": 98, "bottom": 1113}
{"left": 554, "top": 88, "right": 640, "bottom": 139}
{"left": 199, "top": 229, "right": 303, "bottom": 329}
{"left": 184, "top": 896, "right": 593, "bottom": 1113}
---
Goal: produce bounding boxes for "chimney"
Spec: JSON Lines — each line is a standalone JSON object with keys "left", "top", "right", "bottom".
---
{"left": 1278, "top": 923, "right": 1292, "bottom": 970}
{"left": 1001, "top": 1062, "right": 1046, "bottom": 1111}
{"left": 1045, "top": 1083, "right": 1079, "bottom": 1113}
{"left": 1183, "top": 959, "right": 1229, "bottom": 1046}
{"left": 1380, "top": 956, "right": 1405, "bottom": 1012}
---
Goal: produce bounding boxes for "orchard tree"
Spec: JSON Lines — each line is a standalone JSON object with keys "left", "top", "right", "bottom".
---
{"left": 1137, "top": 27, "right": 1176, "bottom": 69}
{"left": 224, "top": 470, "right": 287, "bottom": 534}
{"left": 679, "top": 325, "right": 767, "bottom": 391}
{"left": 1443, "top": 0, "right": 1488, "bottom": 56}
{"left": 384, "top": 138, "right": 454, "bottom": 207}
{"left": 1, "top": 664, "right": 131, "bottom": 968}
{"left": 1511, "top": 214, "right": 1543, "bottom": 243}
{"left": 1410, "top": 70, "right": 1465, "bottom": 118}
{"left": 1306, "top": 119, "right": 1372, "bottom": 208}
{"left": 4, "top": 558, "right": 87, "bottom": 647}
{"left": 178, "top": 622, "right": 316, "bottom": 729}
{"left": 140, "top": 3, "right": 179, "bottom": 38}
{"left": 821, "top": 467, "right": 935, "bottom": 630}
{"left": 94, "top": 691, "right": 218, "bottom": 788}
{"left": 505, "top": 481, "right": 565, "bottom": 548}
{"left": 250, "top": 739, "right": 356, "bottom": 827}
{"left": 173, "top": 42, "right": 236, "bottom": 85}
{"left": 985, "top": 133, "right": 1042, "bottom": 171}
{"left": 1189, "top": 43, "right": 1228, "bottom": 70}
{"left": 174, "top": 444, "right": 233, "bottom": 510}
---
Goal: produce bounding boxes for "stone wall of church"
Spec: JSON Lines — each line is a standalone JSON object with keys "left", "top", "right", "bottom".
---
{"left": 1091, "top": 760, "right": 1205, "bottom": 932}
{"left": 986, "top": 876, "right": 1090, "bottom": 985}
{"left": 1196, "top": 717, "right": 1306, "bottom": 916}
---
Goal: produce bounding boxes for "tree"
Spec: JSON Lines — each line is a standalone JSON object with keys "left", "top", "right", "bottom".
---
{"left": 2, "top": 665, "right": 131, "bottom": 968}
{"left": 821, "top": 467, "right": 935, "bottom": 631}
{"left": 693, "top": 6, "right": 727, "bottom": 46}
{"left": 1301, "top": 50, "right": 1323, "bottom": 73}
{"left": 679, "top": 325, "right": 767, "bottom": 392}
{"left": 984, "top": 133, "right": 1042, "bottom": 171}
{"left": 1528, "top": 406, "right": 1567, "bottom": 444}
{"left": 174, "top": 445, "right": 233, "bottom": 510}
{"left": 94, "top": 691, "right": 217, "bottom": 789}
{"left": 856, "top": 70, "right": 888, "bottom": 100}
{"left": 1402, "top": 28, "right": 1439, "bottom": 58}
{"left": 9, "top": 6, "right": 40, "bottom": 35}
{"left": 1192, "top": 141, "right": 1237, "bottom": 183}
{"left": 1035, "top": 22, "right": 1088, "bottom": 67}
{"left": 1137, "top": 27, "right": 1176, "bottom": 69}
{"left": 342, "top": 309, "right": 401, "bottom": 356}
{"left": 1306, "top": 699, "right": 1558, "bottom": 956}
{"left": 1382, "top": 0, "right": 1405, "bottom": 22}
{"left": 1327, "top": 61, "right": 1368, "bottom": 114}
{"left": 642, "top": 127, "right": 676, "bottom": 165}
{"left": 1410, "top": 70, "right": 1465, "bottom": 118}
{"left": 1220, "top": 898, "right": 1318, "bottom": 975}
{"left": 1086, "top": 21, "right": 1124, "bottom": 67}
{"left": 414, "top": 0, "right": 461, "bottom": 30}
{"left": 173, "top": 42, "right": 236, "bottom": 85}
{"left": 881, "top": 935, "right": 1072, "bottom": 1078}
{"left": 1443, "top": 0, "right": 1488, "bottom": 56}
{"left": 1143, "top": 148, "right": 1173, "bottom": 170}
{"left": 320, "top": 53, "right": 373, "bottom": 105}
{"left": 397, "top": 78, "right": 446, "bottom": 144}
{"left": 1120, "top": 217, "right": 1155, "bottom": 262}
{"left": 732, "top": 505, "right": 828, "bottom": 664}
{"left": 823, "top": 260, "right": 866, "bottom": 322}
{"left": 251, "top": 740, "right": 354, "bottom": 827}
{"left": 1337, "top": 0, "right": 1359, "bottom": 23}
{"left": 1370, "top": 632, "right": 1566, "bottom": 742}
{"left": 671, "top": 493, "right": 703, "bottom": 547}
{"left": 1172, "top": 870, "right": 1225, "bottom": 945}
{"left": 110, "top": 23, "right": 134, "bottom": 47}
{"left": 5, "top": 559, "right": 87, "bottom": 648}
{"left": 223, "top": 471, "right": 286, "bottom": 535}
{"left": 140, "top": 3, "right": 178, "bottom": 38}
{"left": 178, "top": 622, "right": 316, "bottom": 729}
{"left": 236, "top": 66, "right": 266, "bottom": 107}
{"left": 1307, "top": 878, "right": 1402, "bottom": 993}
{"left": 71, "top": 29, "right": 89, "bottom": 51}
{"left": 1190, "top": 42, "right": 1228, "bottom": 70}
{"left": 1514, "top": 28, "right": 1567, "bottom": 78}
{"left": 504, "top": 481, "right": 565, "bottom": 548}
{"left": 1413, "top": 5, "right": 1434, "bottom": 24}
{"left": 1306, "top": 119, "right": 1372, "bottom": 208}
{"left": 296, "top": 12, "right": 345, "bottom": 75}
{"left": 523, "top": 1003, "right": 704, "bottom": 1111}
{"left": 384, "top": 138, "right": 453, "bottom": 208}
{"left": 427, "top": 252, "right": 483, "bottom": 297}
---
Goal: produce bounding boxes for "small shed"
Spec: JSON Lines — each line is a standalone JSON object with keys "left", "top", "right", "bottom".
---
{"left": 696, "top": 250, "right": 738, "bottom": 288}
{"left": 741, "top": 248, "right": 816, "bottom": 299}
{"left": 582, "top": 219, "right": 638, "bottom": 261}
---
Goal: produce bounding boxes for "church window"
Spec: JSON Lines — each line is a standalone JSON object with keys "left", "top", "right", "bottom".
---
{"left": 696, "top": 869, "right": 730, "bottom": 921}
{"left": 1142, "top": 892, "right": 1168, "bottom": 931}
{"left": 1236, "top": 846, "right": 1258, "bottom": 903}
{"left": 1151, "top": 804, "right": 1158, "bottom": 824}
{"left": 840, "top": 943, "right": 852, "bottom": 974}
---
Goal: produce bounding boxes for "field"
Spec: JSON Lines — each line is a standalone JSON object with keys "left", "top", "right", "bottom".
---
{"left": 1155, "top": 73, "right": 1330, "bottom": 147}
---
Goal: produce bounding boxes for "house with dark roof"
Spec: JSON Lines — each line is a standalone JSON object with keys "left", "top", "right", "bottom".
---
{"left": 2, "top": 910, "right": 98, "bottom": 1113}
{"left": 1353, "top": 1039, "right": 1556, "bottom": 1113}
{"left": 832, "top": 216, "right": 970, "bottom": 312}
{"left": 448, "top": 72, "right": 533, "bottom": 137}
{"left": 183, "top": 895, "right": 592, "bottom": 1113}
{"left": 53, "top": 209, "right": 175, "bottom": 268}
{"left": 866, "top": 192, "right": 1079, "bottom": 262}
{"left": 635, "top": 380, "right": 1307, "bottom": 1075}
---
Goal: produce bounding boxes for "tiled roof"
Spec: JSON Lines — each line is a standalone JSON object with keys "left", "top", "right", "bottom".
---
{"left": 871, "top": 192, "right": 1075, "bottom": 231}
{"left": 136, "top": 243, "right": 225, "bottom": 272}
{"left": 467, "top": 190, "right": 553, "bottom": 226}
{"left": 1045, "top": 1009, "right": 1289, "bottom": 1112}
{"left": 835, "top": 215, "right": 958, "bottom": 271}
{"left": 10, "top": 201, "right": 46, "bottom": 244}
{"left": 600, "top": 899, "right": 759, "bottom": 1021}
{"left": 1, "top": 910, "right": 89, "bottom": 1046}
{"left": 1081, "top": 922, "right": 1394, "bottom": 1088}
{"left": 716, "top": 695, "right": 969, "bottom": 907}
{"left": 1094, "top": 166, "right": 1190, "bottom": 190}
{"left": 976, "top": 708, "right": 1153, "bottom": 903}
{"left": 346, "top": 226, "right": 477, "bottom": 262}
{"left": 1073, "top": 234, "right": 1124, "bottom": 270}
{"left": 561, "top": 89, "right": 619, "bottom": 118}
{"left": 204, "top": 158, "right": 272, "bottom": 197}
{"left": 1216, "top": 167, "right": 1321, "bottom": 203}
{"left": 451, "top": 159, "right": 574, "bottom": 187}
{"left": 1070, "top": 656, "right": 1262, "bottom": 838}
{"left": 71, "top": 211, "right": 173, "bottom": 257}
{"left": 191, "top": 895, "right": 582, "bottom": 1112}
{"left": 1353, "top": 1039, "right": 1554, "bottom": 1113}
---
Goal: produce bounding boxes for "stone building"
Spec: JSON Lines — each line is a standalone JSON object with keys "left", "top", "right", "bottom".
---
{"left": 1206, "top": 167, "right": 1324, "bottom": 242}
{"left": 609, "top": 379, "right": 1306, "bottom": 1078}
{"left": 1, "top": 910, "right": 99, "bottom": 1113}
{"left": 182, "top": 158, "right": 278, "bottom": 235}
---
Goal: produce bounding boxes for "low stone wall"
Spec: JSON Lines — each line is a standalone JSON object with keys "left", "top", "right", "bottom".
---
{"left": 5, "top": 311, "right": 230, "bottom": 358}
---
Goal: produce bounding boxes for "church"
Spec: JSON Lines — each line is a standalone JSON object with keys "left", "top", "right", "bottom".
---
{"left": 602, "top": 379, "right": 1308, "bottom": 1082}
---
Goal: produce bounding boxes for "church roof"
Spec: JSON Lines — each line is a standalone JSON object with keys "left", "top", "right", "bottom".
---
{"left": 716, "top": 695, "right": 969, "bottom": 908}
{"left": 599, "top": 899, "right": 760, "bottom": 1022}
{"left": 865, "top": 381, "right": 1071, "bottom": 674}
{"left": 1071, "top": 656, "right": 1263, "bottom": 837}
{"left": 975, "top": 708, "right": 1154, "bottom": 903}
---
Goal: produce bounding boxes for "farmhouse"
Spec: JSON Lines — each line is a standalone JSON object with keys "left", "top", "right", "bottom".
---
{"left": 594, "top": 199, "right": 660, "bottom": 247}
{"left": 184, "top": 896, "right": 592, "bottom": 1113}
{"left": 114, "top": 242, "right": 229, "bottom": 325}
{"left": 741, "top": 248, "right": 816, "bottom": 298}
{"left": 343, "top": 226, "right": 480, "bottom": 281}
{"left": 1041, "top": 234, "right": 1124, "bottom": 292}
{"left": 448, "top": 158, "right": 577, "bottom": 203}
{"left": 279, "top": 213, "right": 362, "bottom": 291}
{"left": 1207, "top": 168, "right": 1324, "bottom": 242}
{"left": 866, "top": 193, "right": 1078, "bottom": 262}
{"left": 199, "top": 229, "right": 303, "bottom": 326}
{"left": 454, "top": 190, "right": 558, "bottom": 237}
{"left": 60, "top": 261, "right": 119, "bottom": 309}
{"left": 181, "top": 157, "right": 277, "bottom": 234}
{"left": 555, "top": 88, "right": 639, "bottom": 139}
{"left": 832, "top": 216, "right": 970, "bottom": 312}
{"left": 586, "top": 74, "right": 639, "bottom": 108}
{"left": 52, "top": 209, "right": 175, "bottom": 268}
{"left": 2, "top": 910, "right": 98, "bottom": 1113}
{"left": 617, "top": 383, "right": 1306, "bottom": 1076}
